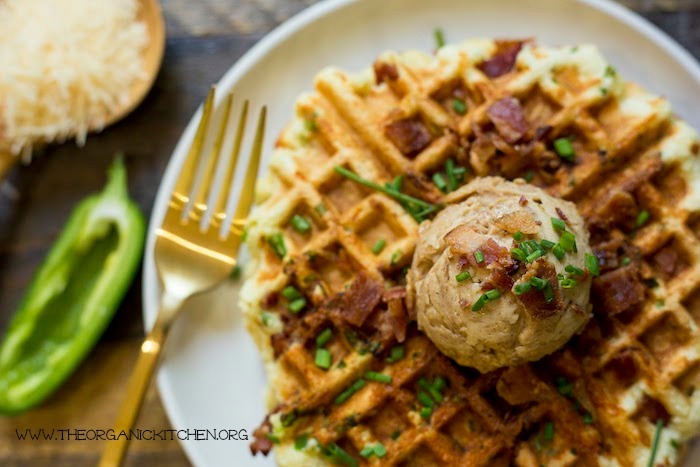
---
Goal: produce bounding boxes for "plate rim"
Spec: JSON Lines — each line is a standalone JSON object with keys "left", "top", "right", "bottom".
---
{"left": 143, "top": 1, "right": 700, "bottom": 465}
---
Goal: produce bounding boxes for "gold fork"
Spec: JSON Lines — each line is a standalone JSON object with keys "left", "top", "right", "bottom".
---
{"left": 99, "top": 87, "right": 266, "bottom": 467}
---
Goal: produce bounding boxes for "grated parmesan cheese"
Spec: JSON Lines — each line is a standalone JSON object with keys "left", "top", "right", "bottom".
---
{"left": 0, "top": 0, "right": 149, "bottom": 156}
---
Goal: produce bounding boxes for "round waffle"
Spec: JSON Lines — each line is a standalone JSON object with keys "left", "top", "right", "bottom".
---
{"left": 240, "top": 39, "right": 700, "bottom": 466}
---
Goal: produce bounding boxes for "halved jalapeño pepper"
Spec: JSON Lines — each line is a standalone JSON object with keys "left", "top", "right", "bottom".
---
{"left": 0, "top": 158, "right": 145, "bottom": 414}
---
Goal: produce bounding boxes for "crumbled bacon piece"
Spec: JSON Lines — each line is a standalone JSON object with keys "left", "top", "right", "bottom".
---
{"left": 588, "top": 191, "right": 637, "bottom": 231}
{"left": 519, "top": 196, "right": 528, "bottom": 206}
{"left": 386, "top": 297, "right": 408, "bottom": 343}
{"left": 385, "top": 117, "right": 433, "bottom": 157}
{"left": 481, "top": 268, "right": 514, "bottom": 292}
{"left": 487, "top": 97, "right": 529, "bottom": 144}
{"left": 250, "top": 417, "right": 274, "bottom": 455}
{"left": 480, "top": 238, "right": 513, "bottom": 269}
{"left": 516, "top": 259, "right": 564, "bottom": 319}
{"left": 479, "top": 40, "right": 524, "bottom": 78}
{"left": 334, "top": 273, "right": 384, "bottom": 327}
{"left": 495, "top": 210, "right": 540, "bottom": 234}
{"left": 592, "top": 267, "right": 645, "bottom": 315}
{"left": 374, "top": 61, "right": 399, "bottom": 84}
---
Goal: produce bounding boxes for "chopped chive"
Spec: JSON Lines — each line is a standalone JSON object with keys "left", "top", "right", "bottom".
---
{"left": 514, "top": 283, "right": 532, "bottom": 294}
{"left": 391, "top": 430, "right": 401, "bottom": 440}
{"left": 539, "top": 239, "right": 555, "bottom": 250}
{"left": 230, "top": 264, "right": 242, "bottom": 279}
{"left": 621, "top": 257, "right": 631, "bottom": 266}
{"left": 565, "top": 265, "right": 584, "bottom": 276}
{"left": 427, "top": 386, "right": 444, "bottom": 403}
{"left": 294, "top": 433, "right": 309, "bottom": 450}
{"left": 583, "top": 412, "right": 594, "bottom": 424}
{"left": 513, "top": 231, "right": 524, "bottom": 241}
{"left": 511, "top": 248, "right": 527, "bottom": 262}
{"left": 432, "top": 172, "right": 448, "bottom": 192}
{"left": 455, "top": 270, "right": 472, "bottom": 282}
{"left": 530, "top": 276, "right": 548, "bottom": 291}
{"left": 266, "top": 433, "right": 280, "bottom": 444}
{"left": 417, "top": 391, "right": 434, "bottom": 407}
{"left": 451, "top": 98, "right": 467, "bottom": 115}
{"left": 551, "top": 217, "right": 567, "bottom": 231}
{"left": 386, "top": 345, "right": 405, "bottom": 363}
{"left": 374, "top": 443, "right": 387, "bottom": 457}
{"left": 290, "top": 214, "right": 312, "bottom": 233}
{"left": 433, "top": 376, "right": 447, "bottom": 391}
{"left": 360, "top": 446, "right": 373, "bottom": 457}
{"left": 420, "top": 406, "right": 433, "bottom": 419}
{"left": 445, "top": 159, "right": 459, "bottom": 191}
{"left": 526, "top": 249, "right": 544, "bottom": 263}
{"left": 334, "top": 379, "right": 366, "bottom": 405}
{"left": 655, "top": 299, "right": 665, "bottom": 309}
{"left": 268, "top": 233, "right": 287, "bottom": 258}
{"left": 288, "top": 297, "right": 307, "bottom": 314}
{"left": 560, "top": 231, "right": 577, "bottom": 252}
{"left": 671, "top": 439, "right": 680, "bottom": 450}
{"left": 434, "top": 28, "right": 446, "bottom": 48}
{"left": 281, "top": 410, "right": 298, "bottom": 427}
{"left": 304, "top": 115, "right": 318, "bottom": 132}
{"left": 452, "top": 166, "right": 467, "bottom": 176}
{"left": 525, "top": 240, "right": 544, "bottom": 253}
{"left": 371, "top": 239, "right": 386, "bottom": 255}
{"left": 391, "top": 175, "right": 404, "bottom": 191}
{"left": 553, "top": 244, "right": 566, "bottom": 260}
{"left": 471, "top": 295, "right": 489, "bottom": 312}
{"left": 328, "top": 442, "right": 359, "bottom": 467}
{"left": 365, "top": 371, "right": 392, "bottom": 384}
{"left": 524, "top": 170, "right": 535, "bottom": 182}
{"left": 485, "top": 289, "right": 501, "bottom": 300}
{"left": 560, "top": 278, "right": 577, "bottom": 288}
{"left": 282, "top": 286, "right": 302, "bottom": 300}
{"left": 647, "top": 419, "right": 664, "bottom": 467}
{"left": 543, "top": 422, "right": 555, "bottom": 441}
{"left": 475, "top": 250, "right": 485, "bottom": 263}
{"left": 316, "top": 328, "right": 333, "bottom": 347}
{"left": 314, "top": 203, "right": 327, "bottom": 215}
{"left": 390, "top": 250, "right": 402, "bottom": 265}
{"left": 554, "top": 138, "right": 575, "bottom": 162}
{"left": 585, "top": 253, "right": 600, "bottom": 276}
{"left": 556, "top": 377, "right": 573, "bottom": 396}
{"left": 543, "top": 283, "right": 555, "bottom": 304}
{"left": 315, "top": 348, "right": 332, "bottom": 370}
{"left": 636, "top": 210, "right": 650, "bottom": 227}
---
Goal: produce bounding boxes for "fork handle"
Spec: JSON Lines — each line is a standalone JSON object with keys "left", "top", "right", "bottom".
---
{"left": 99, "top": 322, "right": 167, "bottom": 467}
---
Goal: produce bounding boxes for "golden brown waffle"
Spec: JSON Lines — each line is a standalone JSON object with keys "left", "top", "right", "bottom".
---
{"left": 240, "top": 39, "right": 700, "bottom": 466}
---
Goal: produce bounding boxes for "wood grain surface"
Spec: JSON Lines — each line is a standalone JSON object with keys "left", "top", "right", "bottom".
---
{"left": 0, "top": 1, "right": 697, "bottom": 466}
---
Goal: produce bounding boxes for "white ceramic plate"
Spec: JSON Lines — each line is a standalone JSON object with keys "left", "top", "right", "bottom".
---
{"left": 143, "top": 0, "right": 700, "bottom": 465}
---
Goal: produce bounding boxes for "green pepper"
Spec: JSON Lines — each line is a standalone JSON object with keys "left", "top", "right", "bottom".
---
{"left": 0, "top": 158, "right": 145, "bottom": 414}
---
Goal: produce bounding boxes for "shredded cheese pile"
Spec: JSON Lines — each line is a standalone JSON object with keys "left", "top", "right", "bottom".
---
{"left": 0, "top": 0, "right": 148, "bottom": 156}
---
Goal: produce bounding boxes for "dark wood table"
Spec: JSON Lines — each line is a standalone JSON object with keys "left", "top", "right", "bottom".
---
{"left": 0, "top": 1, "right": 697, "bottom": 465}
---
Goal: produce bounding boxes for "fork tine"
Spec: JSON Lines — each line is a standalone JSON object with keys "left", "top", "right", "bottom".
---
{"left": 224, "top": 105, "right": 266, "bottom": 241}
{"left": 192, "top": 92, "right": 234, "bottom": 213}
{"left": 213, "top": 98, "right": 249, "bottom": 220}
{"left": 173, "top": 87, "right": 216, "bottom": 205}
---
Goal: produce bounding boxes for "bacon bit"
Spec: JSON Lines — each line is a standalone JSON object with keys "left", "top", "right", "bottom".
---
{"left": 487, "top": 97, "right": 529, "bottom": 144}
{"left": 383, "top": 287, "right": 407, "bottom": 302}
{"left": 251, "top": 416, "right": 274, "bottom": 455}
{"left": 494, "top": 210, "right": 540, "bottom": 234}
{"left": 516, "top": 259, "right": 564, "bottom": 319}
{"left": 262, "top": 291, "right": 279, "bottom": 308}
{"left": 270, "top": 333, "right": 288, "bottom": 359}
{"left": 555, "top": 207, "right": 569, "bottom": 224}
{"left": 374, "top": 61, "right": 399, "bottom": 84}
{"left": 591, "top": 267, "right": 645, "bottom": 315}
{"left": 479, "top": 40, "right": 524, "bottom": 78}
{"left": 444, "top": 224, "right": 475, "bottom": 256}
{"left": 480, "top": 238, "right": 513, "bottom": 268}
{"left": 335, "top": 273, "right": 384, "bottom": 327}
{"left": 481, "top": 268, "right": 514, "bottom": 292}
{"left": 519, "top": 196, "right": 528, "bottom": 206}
{"left": 652, "top": 245, "right": 688, "bottom": 280}
{"left": 458, "top": 255, "right": 470, "bottom": 269}
{"left": 459, "top": 298, "right": 470, "bottom": 309}
{"left": 385, "top": 117, "right": 433, "bottom": 157}
{"left": 387, "top": 297, "right": 408, "bottom": 343}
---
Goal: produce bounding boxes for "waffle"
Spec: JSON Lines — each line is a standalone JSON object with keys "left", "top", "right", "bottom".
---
{"left": 240, "top": 39, "right": 700, "bottom": 466}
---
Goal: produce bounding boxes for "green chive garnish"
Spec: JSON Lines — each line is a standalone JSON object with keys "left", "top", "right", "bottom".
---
{"left": 554, "top": 138, "right": 575, "bottom": 162}
{"left": 511, "top": 248, "right": 527, "bottom": 262}
{"left": 565, "top": 265, "right": 584, "bottom": 276}
{"left": 451, "top": 98, "right": 467, "bottom": 115}
{"left": 485, "top": 289, "right": 501, "bottom": 300}
{"left": 471, "top": 295, "right": 489, "bottom": 311}
{"left": 583, "top": 412, "right": 593, "bottom": 424}
{"left": 445, "top": 159, "right": 459, "bottom": 191}
{"left": 524, "top": 170, "right": 535, "bottom": 182}
{"left": 315, "top": 348, "right": 332, "bottom": 369}
{"left": 636, "top": 210, "right": 650, "bottom": 227}
{"left": 434, "top": 28, "right": 446, "bottom": 48}
{"left": 551, "top": 217, "right": 567, "bottom": 231}
{"left": 288, "top": 297, "right": 307, "bottom": 313}
{"left": 294, "top": 434, "right": 309, "bottom": 450}
{"left": 365, "top": 371, "right": 392, "bottom": 384}
{"left": 529, "top": 276, "right": 548, "bottom": 291}
{"left": 360, "top": 443, "right": 386, "bottom": 458}
{"left": 475, "top": 250, "right": 485, "bottom": 263}
{"left": 268, "top": 233, "right": 287, "bottom": 258}
{"left": 420, "top": 406, "right": 433, "bottom": 419}
{"left": 585, "top": 253, "right": 600, "bottom": 276}
{"left": 553, "top": 244, "right": 566, "bottom": 260}
{"left": 514, "top": 283, "right": 532, "bottom": 294}
{"left": 540, "top": 239, "right": 556, "bottom": 250}
{"left": 282, "top": 286, "right": 302, "bottom": 300}
{"left": 315, "top": 203, "right": 327, "bottom": 215}
{"left": 433, "top": 376, "right": 447, "bottom": 391}
{"left": 334, "top": 379, "right": 366, "bottom": 405}
{"left": 543, "top": 422, "right": 555, "bottom": 441}
{"left": 621, "top": 257, "right": 631, "bottom": 266}
{"left": 433, "top": 172, "right": 447, "bottom": 191}
{"left": 512, "top": 231, "right": 524, "bottom": 241}
{"left": 417, "top": 391, "right": 434, "bottom": 407}
{"left": 556, "top": 377, "right": 573, "bottom": 396}
{"left": 647, "top": 419, "right": 664, "bottom": 467}
{"left": 455, "top": 270, "right": 471, "bottom": 282}
{"left": 316, "top": 328, "right": 333, "bottom": 347}
{"left": 230, "top": 264, "right": 242, "bottom": 279}
{"left": 526, "top": 249, "right": 544, "bottom": 263}
{"left": 391, "top": 430, "right": 401, "bottom": 440}
{"left": 560, "top": 278, "right": 577, "bottom": 288}
{"left": 543, "top": 283, "right": 555, "bottom": 304}
{"left": 391, "top": 250, "right": 401, "bottom": 265}
{"left": 386, "top": 346, "right": 405, "bottom": 363}
{"left": 328, "top": 442, "right": 359, "bottom": 467}
{"left": 290, "top": 214, "right": 312, "bottom": 233}
{"left": 371, "top": 239, "right": 386, "bottom": 255}
{"left": 560, "top": 231, "right": 577, "bottom": 252}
